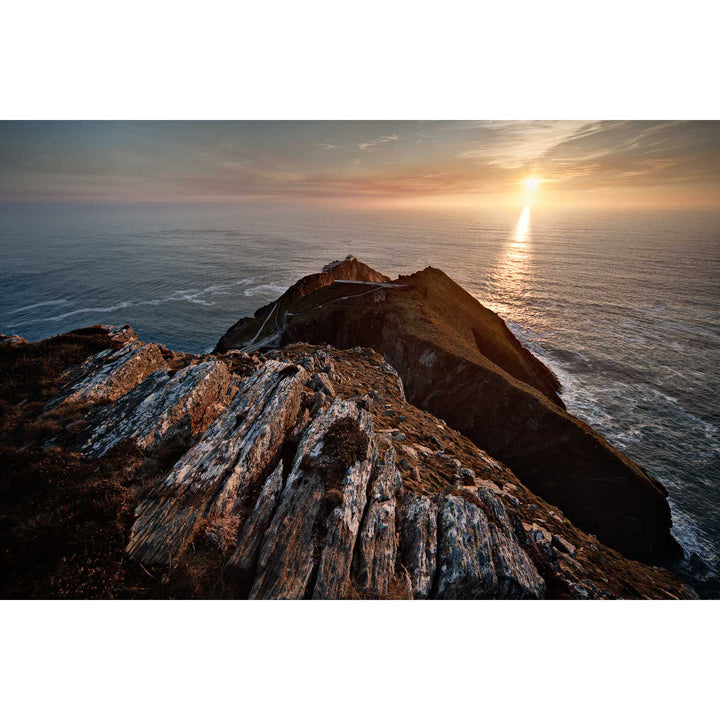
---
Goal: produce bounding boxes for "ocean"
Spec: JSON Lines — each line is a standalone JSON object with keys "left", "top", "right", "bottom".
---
{"left": 1, "top": 201, "right": 718, "bottom": 595}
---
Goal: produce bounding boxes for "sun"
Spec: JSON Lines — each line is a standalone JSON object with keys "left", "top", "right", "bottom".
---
{"left": 524, "top": 177, "right": 541, "bottom": 191}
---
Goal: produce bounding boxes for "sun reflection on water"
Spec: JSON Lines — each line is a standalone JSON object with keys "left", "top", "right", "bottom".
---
{"left": 485, "top": 207, "right": 536, "bottom": 323}
{"left": 514, "top": 206, "right": 530, "bottom": 243}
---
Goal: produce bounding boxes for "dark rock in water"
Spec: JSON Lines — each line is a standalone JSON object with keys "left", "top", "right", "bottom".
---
{"left": 216, "top": 257, "right": 680, "bottom": 564}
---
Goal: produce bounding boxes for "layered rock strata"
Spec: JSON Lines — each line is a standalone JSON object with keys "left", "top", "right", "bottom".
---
{"left": 0, "top": 323, "right": 694, "bottom": 599}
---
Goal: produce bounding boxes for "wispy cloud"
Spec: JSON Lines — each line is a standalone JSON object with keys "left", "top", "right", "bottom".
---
{"left": 459, "top": 121, "right": 604, "bottom": 168}
{"left": 358, "top": 134, "right": 399, "bottom": 152}
{"left": 1, "top": 121, "right": 718, "bottom": 208}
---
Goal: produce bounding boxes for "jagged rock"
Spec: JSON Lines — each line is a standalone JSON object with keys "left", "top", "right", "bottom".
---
{"left": 311, "top": 372, "right": 336, "bottom": 398}
{"left": 398, "top": 493, "right": 438, "bottom": 599}
{"left": 104, "top": 324, "right": 138, "bottom": 343}
{"left": 0, "top": 334, "right": 28, "bottom": 348}
{"left": 435, "top": 495, "right": 497, "bottom": 599}
{"left": 459, "top": 467, "right": 476, "bottom": 485}
{"left": 353, "top": 443, "right": 402, "bottom": 597}
{"left": 310, "top": 390, "right": 326, "bottom": 416}
{"left": 433, "top": 490, "right": 544, "bottom": 599}
{"left": 227, "top": 461, "right": 285, "bottom": 576}
{"left": 402, "top": 445, "right": 418, "bottom": 461}
{"left": 526, "top": 522, "right": 556, "bottom": 563}
{"left": 552, "top": 534, "right": 577, "bottom": 557}
{"left": 80, "top": 359, "right": 233, "bottom": 457}
{"left": 48, "top": 340, "right": 167, "bottom": 409}
{"left": 127, "top": 360, "right": 308, "bottom": 565}
{"left": 312, "top": 411, "right": 377, "bottom": 599}
{"left": 379, "top": 360, "right": 405, "bottom": 400}
{"left": 250, "top": 399, "right": 376, "bottom": 599}
{"left": 476, "top": 487, "right": 545, "bottom": 598}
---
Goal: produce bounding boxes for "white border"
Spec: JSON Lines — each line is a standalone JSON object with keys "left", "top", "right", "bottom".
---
{"left": 1, "top": 2, "right": 718, "bottom": 717}
{"left": 2, "top": 1, "right": 719, "bottom": 119}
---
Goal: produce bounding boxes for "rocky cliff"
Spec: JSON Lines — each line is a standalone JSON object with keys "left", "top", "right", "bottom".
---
{"left": 216, "top": 256, "right": 681, "bottom": 564}
{"left": 1, "top": 314, "right": 694, "bottom": 598}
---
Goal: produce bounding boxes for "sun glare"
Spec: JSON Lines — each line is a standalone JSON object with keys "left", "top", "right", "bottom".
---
{"left": 514, "top": 206, "right": 530, "bottom": 242}
{"left": 524, "top": 177, "right": 541, "bottom": 191}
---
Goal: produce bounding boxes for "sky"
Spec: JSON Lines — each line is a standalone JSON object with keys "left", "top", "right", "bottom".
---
{"left": 1, "top": 121, "right": 719, "bottom": 209}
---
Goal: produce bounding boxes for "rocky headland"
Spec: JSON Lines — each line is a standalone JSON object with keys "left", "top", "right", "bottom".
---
{"left": 0, "top": 258, "right": 694, "bottom": 599}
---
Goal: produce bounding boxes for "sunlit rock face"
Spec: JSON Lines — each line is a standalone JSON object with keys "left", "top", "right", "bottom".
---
{"left": 0, "top": 321, "right": 695, "bottom": 599}
{"left": 216, "top": 257, "right": 681, "bottom": 564}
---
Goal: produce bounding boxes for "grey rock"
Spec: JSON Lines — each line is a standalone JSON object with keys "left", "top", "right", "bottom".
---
{"left": 127, "top": 360, "right": 308, "bottom": 565}
{"left": 353, "top": 443, "right": 402, "bottom": 597}
{"left": 435, "top": 495, "right": 497, "bottom": 599}
{"left": 398, "top": 493, "right": 438, "bottom": 599}
{"left": 227, "top": 461, "right": 285, "bottom": 575}
{"left": 311, "top": 372, "right": 336, "bottom": 398}
{"left": 459, "top": 467, "right": 476, "bottom": 485}
{"left": 80, "top": 359, "right": 233, "bottom": 458}
{"left": 250, "top": 399, "right": 376, "bottom": 600}
{"left": 476, "top": 486, "right": 545, "bottom": 599}
{"left": 48, "top": 341, "right": 167, "bottom": 410}
{"left": 552, "top": 534, "right": 577, "bottom": 557}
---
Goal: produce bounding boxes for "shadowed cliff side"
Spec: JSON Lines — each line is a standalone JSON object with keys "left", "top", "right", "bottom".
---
{"left": 216, "top": 257, "right": 681, "bottom": 564}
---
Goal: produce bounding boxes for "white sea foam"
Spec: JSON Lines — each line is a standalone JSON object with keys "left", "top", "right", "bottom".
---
{"left": 8, "top": 298, "right": 70, "bottom": 314}
{"left": 18, "top": 277, "right": 264, "bottom": 324}
{"left": 242, "top": 282, "right": 289, "bottom": 297}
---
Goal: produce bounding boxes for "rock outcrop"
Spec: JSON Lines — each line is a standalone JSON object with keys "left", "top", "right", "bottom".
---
{"left": 0, "top": 321, "right": 695, "bottom": 599}
{"left": 78, "top": 359, "right": 234, "bottom": 458}
{"left": 216, "top": 258, "right": 680, "bottom": 564}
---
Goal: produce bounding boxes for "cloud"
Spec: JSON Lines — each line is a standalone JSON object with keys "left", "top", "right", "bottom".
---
{"left": 459, "top": 121, "right": 604, "bottom": 168}
{"left": 358, "top": 134, "right": 399, "bottom": 152}
{"left": 1, "top": 121, "right": 718, "bottom": 207}
{"left": 539, "top": 121, "right": 720, "bottom": 188}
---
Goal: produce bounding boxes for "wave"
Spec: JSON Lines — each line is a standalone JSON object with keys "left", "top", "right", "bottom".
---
{"left": 7, "top": 298, "right": 70, "bottom": 314}
{"left": 14, "top": 278, "right": 264, "bottom": 325}
{"left": 670, "top": 501, "right": 719, "bottom": 584}
{"left": 242, "top": 282, "right": 289, "bottom": 297}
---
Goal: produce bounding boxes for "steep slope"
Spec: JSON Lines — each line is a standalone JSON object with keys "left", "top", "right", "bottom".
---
{"left": 0, "top": 326, "right": 694, "bottom": 599}
{"left": 216, "top": 258, "right": 680, "bottom": 563}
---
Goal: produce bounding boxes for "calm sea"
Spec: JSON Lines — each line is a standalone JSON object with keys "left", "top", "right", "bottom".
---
{"left": 2, "top": 201, "right": 718, "bottom": 596}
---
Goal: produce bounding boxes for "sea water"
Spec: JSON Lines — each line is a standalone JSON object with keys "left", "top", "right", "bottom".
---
{"left": 1, "top": 201, "right": 718, "bottom": 595}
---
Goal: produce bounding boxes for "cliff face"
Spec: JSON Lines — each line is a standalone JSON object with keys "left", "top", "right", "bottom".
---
{"left": 0, "top": 322, "right": 693, "bottom": 599}
{"left": 216, "top": 258, "right": 680, "bottom": 564}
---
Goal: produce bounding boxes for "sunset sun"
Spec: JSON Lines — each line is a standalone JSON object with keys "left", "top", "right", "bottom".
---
{"left": 524, "top": 177, "right": 541, "bottom": 190}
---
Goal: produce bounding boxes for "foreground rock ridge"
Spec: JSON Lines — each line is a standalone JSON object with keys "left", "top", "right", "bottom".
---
{"left": 1, "top": 308, "right": 694, "bottom": 599}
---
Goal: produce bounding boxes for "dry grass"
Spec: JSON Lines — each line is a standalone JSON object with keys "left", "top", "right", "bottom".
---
{"left": 203, "top": 515, "right": 241, "bottom": 555}
{"left": 0, "top": 443, "right": 142, "bottom": 599}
